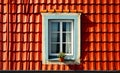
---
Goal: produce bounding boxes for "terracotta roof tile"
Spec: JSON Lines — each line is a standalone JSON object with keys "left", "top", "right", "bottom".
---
{"left": 107, "top": 24, "right": 113, "bottom": 32}
{"left": 89, "top": 52, "right": 94, "bottom": 61}
{"left": 16, "top": 0, "right": 21, "bottom": 4}
{"left": 22, "top": 43, "right": 27, "bottom": 51}
{"left": 114, "top": 52, "right": 120, "bottom": 61}
{"left": 101, "top": 24, "right": 107, "bottom": 32}
{"left": 95, "top": 33, "right": 100, "bottom": 42}
{"left": 89, "top": 43, "right": 94, "bottom": 51}
{"left": 71, "top": 0, "right": 76, "bottom": 4}
{"left": 114, "top": 14, "right": 119, "bottom": 23}
{"left": 95, "top": 0, "right": 101, "bottom": 4}
{"left": 22, "top": 52, "right": 27, "bottom": 61}
{"left": 2, "top": 23, "right": 7, "bottom": 34}
{"left": 101, "top": 52, "right": 107, "bottom": 61}
{"left": 29, "top": 5, "right": 33, "bottom": 13}
{"left": 95, "top": 43, "right": 100, "bottom": 51}
{"left": 35, "top": 62, "right": 41, "bottom": 70}
{"left": 16, "top": 62, "right": 21, "bottom": 70}
{"left": 47, "top": 0, "right": 51, "bottom": 4}
{"left": 101, "top": 5, "right": 107, "bottom": 13}
{"left": 89, "top": 33, "right": 93, "bottom": 42}
{"left": 89, "top": 62, "right": 94, "bottom": 70}
{"left": 63, "top": 5, "right": 69, "bottom": 12}
{"left": 115, "top": 0, "right": 120, "bottom": 4}
{"left": 64, "top": 0, "right": 69, "bottom": 4}
{"left": 29, "top": 43, "right": 33, "bottom": 51}
{"left": 30, "top": 33, "right": 34, "bottom": 41}
{"left": 3, "top": 61, "right": 8, "bottom": 70}
{"left": 3, "top": 14, "right": 7, "bottom": 23}
{"left": 42, "top": 64, "right": 46, "bottom": 70}
{"left": 53, "top": 0, "right": 57, "bottom": 4}
{"left": 34, "top": 0, "right": 39, "bottom": 4}
{"left": 101, "top": 0, "right": 107, "bottom": 4}
{"left": 96, "top": 62, "right": 101, "bottom": 70}
{"left": 82, "top": 0, "right": 88, "bottom": 4}
{"left": 3, "top": 0, "right": 7, "bottom": 4}
{"left": 34, "top": 5, "right": 39, "bottom": 13}
{"left": 95, "top": 52, "right": 101, "bottom": 61}
{"left": 34, "top": 43, "right": 39, "bottom": 51}
{"left": 95, "top": 5, "right": 100, "bottom": 13}
{"left": 16, "top": 43, "right": 21, "bottom": 51}
{"left": 29, "top": 52, "right": 33, "bottom": 60}
{"left": 107, "top": 43, "right": 113, "bottom": 51}
{"left": 30, "top": 14, "right": 34, "bottom": 23}
{"left": 3, "top": 33, "right": 6, "bottom": 42}
{"left": 108, "top": 5, "right": 114, "bottom": 13}
{"left": 3, "top": 52, "right": 7, "bottom": 61}
{"left": 108, "top": 0, "right": 114, "bottom": 4}
{"left": 83, "top": 62, "right": 88, "bottom": 70}
{"left": 58, "top": 0, "right": 63, "bottom": 4}
{"left": 16, "top": 52, "right": 21, "bottom": 61}
{"left": 101, "top": 14, "right": 107, "bottom": 23}
{"left": 116, "top": 62, "right": 120, "bottom": 70}
{"left": 35, "top": 23, "right": 40, "bottom": 32}
{"left": 0, "top": 0, "right": 2, "bottom": 3}
{"left": 89, "top": 5, "right": 94, "bottom": 13}
{"left": 34, "top": 52, "right": 39, "bottom": 60}
{"left": 0, "top": 4, "right": 2, "bottom": 13}
{"left": 101, "top": 33, "right": 106, "bottom": 42}
{"left": 82, "top": 5, "right": 88, "bottom": 13}
{"left": 29, "top": 24, "right": 34, "bottom": 32}
{"left": 114, "top": 33, "right": 119, "bottom": 42}
{"left": 17, "top": 5, "right": 22, "bottom": 13}
{"left": 35, "top": 33, "right": 39, "bottom": 42}
{"left": 107, "top": 33, "right": 114, "bottom": 42}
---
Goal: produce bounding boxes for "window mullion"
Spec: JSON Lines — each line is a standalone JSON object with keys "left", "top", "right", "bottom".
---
{"left": 60, "top": 21, "right": 62, "bottom": 53}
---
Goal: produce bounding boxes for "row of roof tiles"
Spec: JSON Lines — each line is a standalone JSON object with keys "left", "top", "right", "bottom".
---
{"left": 0, "top": 3, "right": 120, "bottom": 13}
{"left": 0, "top": 14, "right": 120, "bottom": 23}
{"left": 0, "top": 51, "right": 119, "bottom": 61}
{"left": 0, "top": 42, "right": 41, "bottom": 51}
{"left": 2, "top": 24, "right": 120, "bottom": 32}
{"left": 0, "top": 42, "right": 120, "bottom": 51}
{"left": 0, "top": 62, "right": 119, "bottom": 70}
{"left": 0, "top": 0, "right": 120, "bottom": 4}
{"left": 1, "top": 33, "right": 120, "bottom": 42}
{"left": 0, "top": 61, "right": 42, "bottom": 70}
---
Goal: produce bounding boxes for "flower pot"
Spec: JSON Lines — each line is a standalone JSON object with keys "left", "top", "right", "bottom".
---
{"left": 59, "top": 58, "right": 64, "bottom": 62}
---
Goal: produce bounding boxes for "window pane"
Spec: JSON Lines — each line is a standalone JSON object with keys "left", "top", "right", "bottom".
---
{"left": 63, "top": 33, "right": 71, "bottom": 42}
{"left": 62, "top": 44, "right": 71, "bottom": 54}
{"left": 51, "top": 44, "right": 60, "bottom": 53}
{"left": 51, "top": 33, "right": 60, "bottom": 42}
{"left": 51, "top": 22, "right": 60, "bottom": 31}
{"left": 63, "top": 22, "right": 71, "bottom": 31}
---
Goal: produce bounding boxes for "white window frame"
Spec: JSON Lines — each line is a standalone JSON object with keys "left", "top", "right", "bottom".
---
{"left": 41, "top": 13, "right": 81, "bottom": 64}
{"left": 48, "top": 20, "right": 74, "bottom": 56}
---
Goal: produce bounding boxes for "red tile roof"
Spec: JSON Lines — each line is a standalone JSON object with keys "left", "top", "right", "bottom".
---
{"left": 0, "top": 0, "right": 120, "bottom": 71}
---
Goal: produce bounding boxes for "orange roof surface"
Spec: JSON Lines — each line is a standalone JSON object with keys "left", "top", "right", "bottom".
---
{"left": 0, "top": 0, "right": 120, "bottom": 70}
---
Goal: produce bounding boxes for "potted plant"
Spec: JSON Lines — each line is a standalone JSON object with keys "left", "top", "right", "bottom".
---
{"left": 58, "top": 52, "right": 66, "bottom": 62}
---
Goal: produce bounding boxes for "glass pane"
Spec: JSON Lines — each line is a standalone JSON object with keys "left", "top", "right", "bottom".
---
{"left": 51, "top": 44, "right": 60, "bottom": 53}
{"left": 51, "top": 22, "right": 60, "bottom": 31}
{"left": 51, "top": 33, "right": 60, "bottom": 42}
{"left": 62, "top": 44, "right": 71, "bottom": 54}
{"left": 63, "top": 33, "right": 71, "bottom": 42}
{"left": 63, "top": 22, "right": 71, "bottom": 31}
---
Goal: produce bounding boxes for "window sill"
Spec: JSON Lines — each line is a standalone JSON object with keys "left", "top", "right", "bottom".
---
{"left": 46, "top": 58, "right": 80, "bottom": 65}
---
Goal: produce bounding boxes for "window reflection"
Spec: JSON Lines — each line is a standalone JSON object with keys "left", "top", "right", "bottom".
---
{"left": 51, "top": 22, "right": 60, "bottom": 31}
{"left": 63, "top": 22, "right": 71, "bottom": 31}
